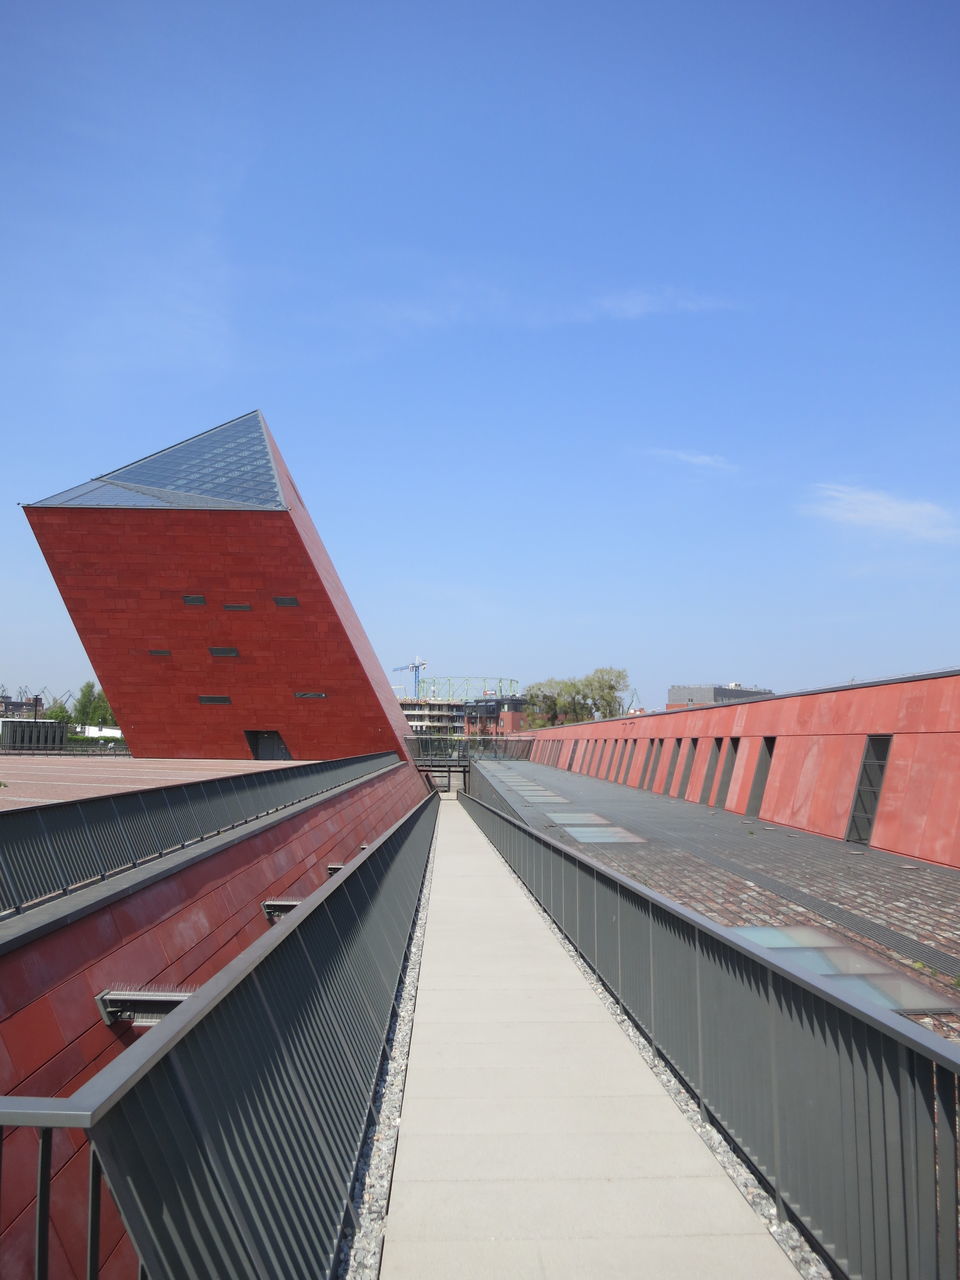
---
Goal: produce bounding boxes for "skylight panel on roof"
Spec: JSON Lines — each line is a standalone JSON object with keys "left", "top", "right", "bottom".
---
{"left": 28, "top": 411, "right": 288, "bottom": 511}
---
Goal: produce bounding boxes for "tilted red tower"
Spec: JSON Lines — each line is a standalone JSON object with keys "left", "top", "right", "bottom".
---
{"left": 25, "top": 411, "right": 412, "bottom": 760}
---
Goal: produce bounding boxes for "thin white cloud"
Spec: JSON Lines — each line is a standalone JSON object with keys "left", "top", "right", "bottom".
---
{"left": 807, "top": 484, "right": 958, "bottom": 542}
{"left": 648, "top": 448, "right": 737, "bottom": 471}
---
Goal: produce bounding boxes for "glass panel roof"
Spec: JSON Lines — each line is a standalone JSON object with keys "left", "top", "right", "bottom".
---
{"left": 731, "top": 925, "right": 960, "bottom": 1013}
{"left": 105, "top": 412, "right": 283, "bottom": 507}
{"left": 30, "top": 412, "right": 286, "bottom": 511}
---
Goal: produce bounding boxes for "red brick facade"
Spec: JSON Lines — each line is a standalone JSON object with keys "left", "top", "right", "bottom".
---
{"left": 24, "top": 416, "right": 411, "bottom": 762}
{"left": 25, "top": 504, "right": 409, "bottom": 760}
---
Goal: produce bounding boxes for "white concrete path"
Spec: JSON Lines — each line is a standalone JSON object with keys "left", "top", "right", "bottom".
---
{"left": 380, "top": 798, "right": 798, "bottom": 1279}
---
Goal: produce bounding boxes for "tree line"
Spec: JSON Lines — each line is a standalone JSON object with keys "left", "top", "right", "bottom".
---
{"left": 45, "top": 681, "right": 117, "bottom": 728}
{"left": 523, "top": 667, "right": 629, "bottom": 728}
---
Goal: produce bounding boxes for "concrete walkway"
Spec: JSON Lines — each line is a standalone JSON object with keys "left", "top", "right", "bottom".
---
{"left": 380, "top": 798, "right": 798, "bottom": 1279}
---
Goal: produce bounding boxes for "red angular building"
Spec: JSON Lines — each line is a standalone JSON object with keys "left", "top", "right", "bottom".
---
{"left": 25, "top": 412, "right": 412, "bottom": 761}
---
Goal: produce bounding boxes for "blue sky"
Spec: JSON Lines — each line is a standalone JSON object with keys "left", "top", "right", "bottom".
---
{"left": 2, "top": 0, "right": 958, "bottom": 711}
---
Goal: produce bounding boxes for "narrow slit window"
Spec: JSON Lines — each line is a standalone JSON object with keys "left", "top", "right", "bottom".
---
{"left": 677, "top": 738, "right": 698, "bottom": 799}
{"left": 294, "top": 691, "right": 327, "bottom": 699}
{"left": 182, "top": 595, "right": 205, "bottom": 606}
{"left": 209, "top": 647, "right": 239, "bottom": 657}
{"left": 713, "top": 737, "right": 740, "bottom": 809}
{"left": 662, "top": 739, "right": 681, "bottom": 794}
{"left": 148, "top": 649, "right": 171, "bottom": 656}
{"left": 636, "top": 740, "right": 654, "bottom": 788}
{"left": 699, "top": 738, "right": 722, "bottom": 804}
{"left": 273, "top": 596, "right": 300, "bottom": 607}
{"left": 223, "top": 603, "right": 252, "bottom": 611}
{"left": 745, "top": 736, "right": 776, "bottom": 818}
{"left": 198, "top": 695, "right": 232, "bottom": 704}
{"left": 847, "top": 735, "right": 892, "bottom": 845}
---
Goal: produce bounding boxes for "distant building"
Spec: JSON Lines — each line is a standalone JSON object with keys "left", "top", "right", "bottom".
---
{"left": 667, "top": 682, "right": 774, "bottom": 710}
{"left": 398, "top": 678, "right": 524, "bottom": 738}
{"left": 0, "top": 695, "right": 44, "bottom": 719}
{"left": 399, "top": 697, "right": 465, "bottom": 737}
{"left": 464, "top": 695, "right": 527, "bottom": 736}
{"left": 0, "top": 717, "right": 65, "bottom": 749}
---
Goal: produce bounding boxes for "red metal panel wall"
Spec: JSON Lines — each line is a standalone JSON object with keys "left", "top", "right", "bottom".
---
{"left": 518, "top": 672, "right": 960, "bottom": 867}
{"left": 755, "top": 733, "right": 863, "bottom": 838}
{"left": 872, "top": 732, "right": 960, "bottom": 865}
{"left": 25, "top": 505, "right": 411, "bottom": 761}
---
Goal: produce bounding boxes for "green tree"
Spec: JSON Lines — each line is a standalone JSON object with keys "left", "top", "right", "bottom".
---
{"left": 523, "top": 678, "right": 563, "bottom": 728}
{"left": 90, "top": 689, "right": 116, "bottom": 728}
{"left": 72, "top": 681, "right": 116, "bottom": 727}
{"left": 582, "top": 667, "right": 630, "bottom": 720}
{"left": 523, "top": 668, "right": 630, "bottom": 727}
{"left": 44, "top": 701, "right": 72, "bottom": 723}
{"left": 72, "top": 681, "right": 98, "bottom": 726}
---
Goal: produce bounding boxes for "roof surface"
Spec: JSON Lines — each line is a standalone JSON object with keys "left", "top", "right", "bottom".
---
{"left": 477, "top": 758, "right": 960, "bottom": 1038}
{"left": 0, "top": 754, "right": 301, "bottom": 810}
{"left": 28, "top": 411, "right": 286, "bottom": 511}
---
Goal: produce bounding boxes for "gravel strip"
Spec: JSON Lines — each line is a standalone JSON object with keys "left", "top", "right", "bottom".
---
{"left": 501, "top": 855, "right": 833, "bottom": 1280}
{"left": 337, "top": 805, "right": 439, "bottom": 1280}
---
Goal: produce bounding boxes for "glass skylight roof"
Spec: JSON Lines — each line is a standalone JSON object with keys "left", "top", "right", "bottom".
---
{"left": 732, "top": 925, "right": 960, "bottom": 1013}
{"left": 30, "top": 412, "right": 287, "bottom": 511}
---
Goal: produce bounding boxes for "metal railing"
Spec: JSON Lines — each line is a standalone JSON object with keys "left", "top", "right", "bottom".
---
{"left": 403, "top": 735, "right": 533, "bottom": 762}
{"left": 0, "top": 790, "right": 439, "bottom": 1279}
{"left": 0, "top": 742, "right": 131, "bottom": 756}
{"left": 465, "top": 763, "right": 525, "bottom": 822}
{"left": 460, "top": 787, "right": 960, "bottom": 1280}
{"left": 0, "top": 752, "right": 400, "bottom": 918}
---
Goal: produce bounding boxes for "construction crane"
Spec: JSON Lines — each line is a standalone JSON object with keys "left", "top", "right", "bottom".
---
{"left": 624, "top": 688, "right": 646, "bottom": 715}
{"left": 393, "top": 657, "right": 427, "bottom": 699}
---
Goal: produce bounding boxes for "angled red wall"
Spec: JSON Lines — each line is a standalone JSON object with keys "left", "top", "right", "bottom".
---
{"left": 24, "top": 505, "right": 412, "bottom": 761}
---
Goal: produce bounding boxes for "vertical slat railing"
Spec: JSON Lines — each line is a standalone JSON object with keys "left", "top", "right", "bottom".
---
{"left": 0, "top": 787, "right": 437, "bottom": 1280}
{"left": 459, "top": 787, "right": 960, "bottom": 1280}
{"left": 0, "top": 752, "right": 401, "bottom": 917}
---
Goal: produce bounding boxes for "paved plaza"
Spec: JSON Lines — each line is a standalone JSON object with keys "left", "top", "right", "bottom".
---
{"left": 0, "top": 753, "right": 302, "bottom": 810}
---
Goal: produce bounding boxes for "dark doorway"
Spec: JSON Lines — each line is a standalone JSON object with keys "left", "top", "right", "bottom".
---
{"left": 245, "top": 730, "right": 292, "bottom": 761}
